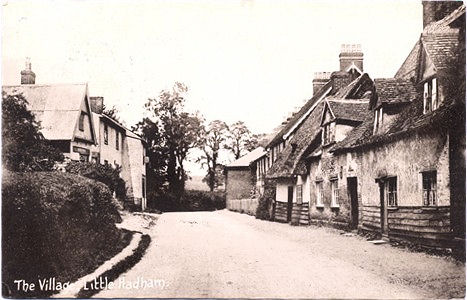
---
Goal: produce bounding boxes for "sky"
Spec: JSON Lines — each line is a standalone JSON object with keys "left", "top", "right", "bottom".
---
{"left": 1, "top": 0, "right": 423, "bottom": 175}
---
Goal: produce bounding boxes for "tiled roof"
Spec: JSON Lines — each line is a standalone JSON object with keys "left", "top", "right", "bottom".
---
{"left": 422, "top": 34, "right": 460, "bottom": 72}
{"left": 2, "top": 83, "right": 90, "bottom": 141}
{"left": 226, "top": 147, "right": 266, "bottom": 168}
{"left": 394, "top": 41, "right": 422, "bottom": 80}
{"left": 395, "top": 4, "right": 465, "bottom": 80}
{"left": 373, "top": 78, "right": 419, "bottom": 108}
{"left": 266, "top": 80, "right": 332, "bottom": 148}
{"left": 327, "top": 100, "right": 369, "bottom": 122}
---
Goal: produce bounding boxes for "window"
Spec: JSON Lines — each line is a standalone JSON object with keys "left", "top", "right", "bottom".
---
{"left": 373, "top": 107, "right": 383, "bottom": 134}
{"left": 316, "top": 181, "right": 323, "bottom": 207}
{"left": 322, "top": 122, "right": 335, "bottom": 145}
{"left": 331, "top": 179, "right": 339, "bottom": 207}
{"left": 104, "top": 124, "right": 109, "bottom": 145}
{"left": 422, "top": 171, "right": 437, "bottom": 206}
{"left": 79, "top": 112, "right": 86, "bottom": 131}
{"left": 116, "top": 131, "right": 119, "bottom": 150}
{"left": 387, "top": 177, "right": 398, "bottom": 207}
{"left": 142, "top": 176, "right": 146, "bottom": 199}
{"left": 423, "top": 78, "right": 438, "bottom": 114}
{"left": 296, "top": 185, "right": 303, "bottom": 204}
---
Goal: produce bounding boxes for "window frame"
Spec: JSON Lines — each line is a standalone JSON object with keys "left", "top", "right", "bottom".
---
{"left": 296, "top": 184, "right": 303, "bottom": 205}
{"left": 423, "top": 77, "right": 438, "bottom": 114}
{"left": 315, "top": 180, "right": 324, "bottom": 207}
{"left": 330, "top": 179, "right": 339, "bottom": 208}
{"left": 386, "top": 176, "right": 398, "bottom": 207}
{"left": 79, "top": 112, "right": 86, "bottom": 132}
{"left": 116, "top": 131, "right": 120, "bottom": 150}
{"left": 422, "top": 170, "right": 437, "bottom": 206}
{"left": 104, "top": 124, "right": 109, "bottom": 145}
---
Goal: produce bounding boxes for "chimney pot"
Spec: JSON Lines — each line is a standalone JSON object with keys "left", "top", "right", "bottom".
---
{"left": 339, "top": 43, "right": 363, "bottom": 73}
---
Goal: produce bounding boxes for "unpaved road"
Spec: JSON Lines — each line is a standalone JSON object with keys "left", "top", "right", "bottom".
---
{"left": 97, "top": 210, "right": 465, "bottom": 299}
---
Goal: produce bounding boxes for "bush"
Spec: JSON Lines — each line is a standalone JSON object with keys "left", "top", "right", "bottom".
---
{"left": 150, "top": 190, "right": 226, "bottom": 212}
{"left": 2, "top": 92, "right": 64, "bottom": 172}
{"left": 2, "top": 171, "right": 123, "bottom": 298}
{"left": 255, "top": 195, "right": 272, "bottom": 220}
{"left": 65, "top": 161, "right": 127, "bottom": 202}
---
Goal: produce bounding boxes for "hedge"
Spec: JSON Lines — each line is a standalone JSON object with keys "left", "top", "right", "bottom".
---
{"left": 2, "top": 171, "right": 126, "bottom": 298}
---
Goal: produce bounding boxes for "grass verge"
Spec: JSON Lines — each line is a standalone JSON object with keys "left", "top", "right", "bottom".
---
{"left": 76, "top": 234, "right": 151, "bottom": 298}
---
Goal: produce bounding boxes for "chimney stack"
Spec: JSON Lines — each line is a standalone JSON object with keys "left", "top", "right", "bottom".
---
{"left": 312, "top": 72, "right": 331, "bottom": 95}
{"left": 20, "top": 57, "right": 35, "bottom": 85}
{"left": 339, "top": 44, "right": 363, "bottom": 73}
{"left": 422, "top": 1, "right": 463, "bottom": 28}
{"left": 90, "top": 97, "right": 104, "bottom": 114}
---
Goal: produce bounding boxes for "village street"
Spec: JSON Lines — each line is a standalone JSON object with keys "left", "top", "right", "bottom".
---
{"left": 97, "top": 210, "right": 465, "bottom": 299}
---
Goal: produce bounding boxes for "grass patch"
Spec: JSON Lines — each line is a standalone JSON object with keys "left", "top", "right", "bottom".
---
{"left": 76, "top": 234, "right": 151, "bottom": 298}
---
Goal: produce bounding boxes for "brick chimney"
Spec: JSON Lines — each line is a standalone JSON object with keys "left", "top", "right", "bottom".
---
{"left": 90, "top": 96, "right": 104, "bottom": 114}
{"left": 20, "top": 58, "right": 35, "bottom": 85}
{"left": 312, "top": 72, "right": 331, "bottom": 95}
{"left": 339, "top": 44, "right": 363, "bottom": 73}
{"left": 422, "top": 1, "right": 463, "bottom": 28}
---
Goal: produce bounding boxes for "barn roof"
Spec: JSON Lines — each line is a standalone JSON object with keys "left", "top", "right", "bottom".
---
{"left": 2, "top": 83, "right": 94, "bottom": 141}
{"left": 226, "top": 147, "right": 266, "bottom": 168}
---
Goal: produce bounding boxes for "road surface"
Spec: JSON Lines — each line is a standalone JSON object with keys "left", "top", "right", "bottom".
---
{"left": 96, "top": 210, "right": 464, "bottom": 299}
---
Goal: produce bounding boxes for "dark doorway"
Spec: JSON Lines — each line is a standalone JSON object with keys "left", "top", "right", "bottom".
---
{"left": 379, "top": 181, "right": 388, "bottom": 237}
{"left": 287, "top": 186, "right": 294, "bottom": 222}
{"left": 347, "top": 177, "right": 358, "bottom": 230}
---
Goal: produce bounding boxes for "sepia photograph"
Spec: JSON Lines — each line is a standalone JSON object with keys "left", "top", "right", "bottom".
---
{"left": 1, "top": 0, "right": 466, "bottom": 298}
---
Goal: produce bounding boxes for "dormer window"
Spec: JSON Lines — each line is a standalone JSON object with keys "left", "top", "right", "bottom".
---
{"left": 423, "top": 78, "right": 438, "bottom": 114}
{"left": 373, "top": 107, "right": 383, "bottom": 134}
{"left": 322, "top": 122, "right": 335, "bottom": 145}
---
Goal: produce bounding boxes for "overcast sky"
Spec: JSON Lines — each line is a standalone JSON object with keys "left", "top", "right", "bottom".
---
{"left": 2, "top": 0, "right": 422, "bottom": 174}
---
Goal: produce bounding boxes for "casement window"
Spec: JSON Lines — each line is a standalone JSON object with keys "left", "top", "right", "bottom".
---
{"left": 315, "top": 181, "right": 324, "bottom": 207}
{"left": 423, "top": 78, "right": 438, "bottom": 114}
{"left": 104, "top": 124, "right": 109, "bottom": 145}
{"left": 322, "top": 122, "right": 335, "bottom": 145}
{"left": 79, "top": 112, "right": 86, "bottom": 131}
{"left": 116, "top": 131, "right": 120, "bottom": 150}
{"left": 373, "top": 107, "right": 383, "bottom": 134}
{"left": 296, "top": 185, "right": 303, "bottom": 204}
{"left": 422, "top": 171, "right": 437, "bottom": 206}
{"left": 331, "top": 179, "right": 339, "bottom": 207}
{"left": 386, "top": 177, "right": 398, "bottom": 207}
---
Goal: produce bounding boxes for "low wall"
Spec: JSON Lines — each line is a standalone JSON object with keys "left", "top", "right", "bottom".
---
{"left": 227, "top": 198, "right": 259, "bottom": 216}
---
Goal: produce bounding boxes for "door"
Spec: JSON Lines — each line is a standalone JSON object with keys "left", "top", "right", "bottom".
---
{"left": 347, "top": 177, "right": 358, "bottom": 229}
{"left": 379, "top": 181, "right": 388, "bottom": 236}
{"left": 287, "top": 186, "right": 294, "bottom": 222}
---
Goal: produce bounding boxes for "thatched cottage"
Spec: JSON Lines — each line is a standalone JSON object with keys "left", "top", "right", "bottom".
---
{"left": 262, "top": 1, "right": 465, "bottom": 251}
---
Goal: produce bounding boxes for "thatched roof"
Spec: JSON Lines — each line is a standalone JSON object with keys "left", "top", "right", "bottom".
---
{"left": 267, "top": 74, "right": 374, "bottom": 179}
{"left": 266, "top": 80, "right": 332, "bottom": 149}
